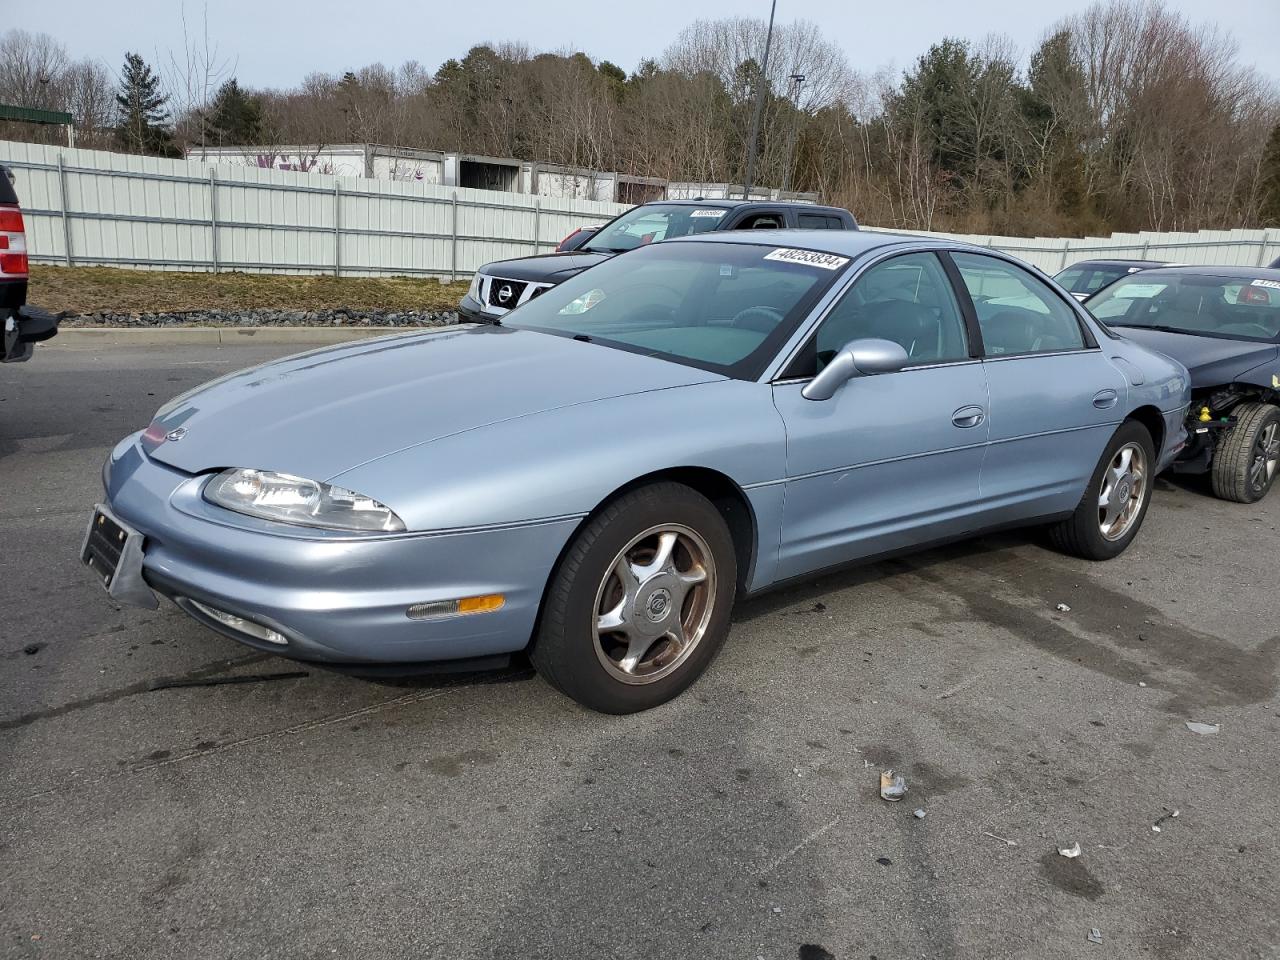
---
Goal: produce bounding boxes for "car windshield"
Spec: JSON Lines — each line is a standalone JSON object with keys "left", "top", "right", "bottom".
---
{"left": 1054, "top": 263, "right": 1141, "bottom": 296}
{"left": 583, "top": 204, "right": 731, "bottom": 253}
{"left": 502, "top": 241, "right": 849, "bottom": 377}
{"left": 1088, "top": 273, "right": 1280, "bottom": 342}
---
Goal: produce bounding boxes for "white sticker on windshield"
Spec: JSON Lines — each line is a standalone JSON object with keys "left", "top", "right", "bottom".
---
{"left": 1113, "top": 283, "right": 1167, "bottom": 298}
{"left": 1251, "top": 279, "right": 1280, "bottom": 290}
{"left": 763, "top": 248, "right": 850, "bottom": 270}
{"left": 689, "top": 209, "right": 727, "bottom": 218}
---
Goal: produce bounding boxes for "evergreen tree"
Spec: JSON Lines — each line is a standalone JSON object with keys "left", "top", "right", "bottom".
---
{"left": 1261, "top": 123, "right": 1280, "bottom": 227}
{"left": 115, "top": 52, "right": 173, "bottom": 155}
{"left": 207, "top": 79, "right": 264, "bottom": 145}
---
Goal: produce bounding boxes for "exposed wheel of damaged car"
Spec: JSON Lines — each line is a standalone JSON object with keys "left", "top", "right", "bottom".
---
{"left": 83, "top": 230, "right": 1191, "bottom": 714}
{"left": 1212, "top": 402, "right": 1280, "bottom": 503}
{"left": 533, "top": 483, "right": 736, "bottom": 714}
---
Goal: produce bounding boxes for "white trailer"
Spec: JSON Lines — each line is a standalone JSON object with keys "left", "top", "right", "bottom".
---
{"left": 187, "top": 143, "right": 445, "bottom": 184}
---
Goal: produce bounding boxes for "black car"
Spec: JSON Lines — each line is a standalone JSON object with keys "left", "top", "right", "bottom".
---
{"left": 1053, "top": 259, "right": 1168, "bottom": 302}
{"left": 458, "top": 199, "right": 858, "bottom": 322}
{"left": 1, "top": 164, "right": 56, "bottom": 363}
{"left": 1086, "top": 265, "right": 1280, "bottom": 502}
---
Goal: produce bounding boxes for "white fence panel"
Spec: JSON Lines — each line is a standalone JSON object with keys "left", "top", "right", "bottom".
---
{"left": 3, "top": 139, "right": 1278, "bottom": 281}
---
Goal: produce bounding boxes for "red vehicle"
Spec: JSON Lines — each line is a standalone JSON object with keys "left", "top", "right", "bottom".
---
{"left": 1, "top": 164, "right": 56, "bottom": 362}
{"left": 556, "top": 224, "right": 603, "bottom": 252}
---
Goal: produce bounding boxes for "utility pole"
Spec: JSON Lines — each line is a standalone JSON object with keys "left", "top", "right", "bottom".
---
{"left": 741, "top": 0, "right": 777, "bottom": 200}
{"left": 780, "top": 73, "right": 805, "bottom": 195}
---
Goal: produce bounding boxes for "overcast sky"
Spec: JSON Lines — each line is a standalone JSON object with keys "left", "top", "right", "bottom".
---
{"left": 17, "top": 0, "right": 1280, "bottom": 89}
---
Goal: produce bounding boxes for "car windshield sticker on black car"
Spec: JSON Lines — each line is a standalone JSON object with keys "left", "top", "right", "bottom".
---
{"left": 763, "top": 248, "right": 850, "bottom": 270}
{"left": 1252, "top": 279, "right": 1280, "bottom": 290}
{"left": 689, "top": 209, "right": 726, "bottom": 218}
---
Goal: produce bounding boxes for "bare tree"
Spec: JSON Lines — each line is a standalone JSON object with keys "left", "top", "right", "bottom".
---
{"left": 162, "top": 1, "right": 235, "bottom": 148}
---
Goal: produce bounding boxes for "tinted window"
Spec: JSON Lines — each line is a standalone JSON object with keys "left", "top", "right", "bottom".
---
{"left": 799, "top": 213, "right": 839, "bottom": 229}
{"left": 503, "top": 242, "right": 845, "bottom": 377}
{"left": 736, "top": 213, "right": 784, "bottom": 230}
{"left": 1089, "top": 274, "right": 1280, "bottom": 341}
{"left": 952, "top": 252, "right": 1086, "bottom": 356}
{"left": 810, "top": 253, "right": 970, "bottom": 372}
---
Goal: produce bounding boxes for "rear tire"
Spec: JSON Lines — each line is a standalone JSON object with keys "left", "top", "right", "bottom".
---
{"left": 1211, "top": 402, "right": 1280, "bottom": 504}
{"left": 1049, "top": 420, "right": 1155, "bottom": 561}
{"left": 532, "top": 482, "right": 737, "bottom": 714}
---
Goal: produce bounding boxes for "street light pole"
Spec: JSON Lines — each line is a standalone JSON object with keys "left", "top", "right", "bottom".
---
{"left": 741, "top": 0, "right": 777, "bottom": 200}
{"left": 781, "top": 73, "right": 805, "bottom": 195}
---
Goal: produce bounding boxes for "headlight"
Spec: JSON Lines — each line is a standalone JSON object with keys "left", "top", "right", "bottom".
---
{"left": 204, "top": 468, "right": 405, "bottom": 533}
{"left": 466, "top": 272, "right": 483, "bottom": 301}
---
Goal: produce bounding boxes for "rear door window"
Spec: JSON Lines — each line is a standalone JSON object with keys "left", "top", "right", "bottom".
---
{"left": 951, "top": 252, "right": 1088, "bottom": 356}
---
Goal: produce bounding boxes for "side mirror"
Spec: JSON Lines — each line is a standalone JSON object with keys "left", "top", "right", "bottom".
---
{"left": 801, "top": 338, "right": 911, "bottom": 401}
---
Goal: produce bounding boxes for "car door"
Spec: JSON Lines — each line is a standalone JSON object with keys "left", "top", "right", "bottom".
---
{"left": 947, "top": 251, "right": 1128, "bottom": 520}
{"left": 771, "top": 251, "right": 990, "bottom": 580}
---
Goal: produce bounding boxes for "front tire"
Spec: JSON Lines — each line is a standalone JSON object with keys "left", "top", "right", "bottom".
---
{"left": 1211, "top": 402, "right": 1280, "bottom": 504}
{"left": 1049, "top": 420, "right": 1155, "bottom": 561}
{"left": 532, "top": 482, "right": 737, "bottom": 714}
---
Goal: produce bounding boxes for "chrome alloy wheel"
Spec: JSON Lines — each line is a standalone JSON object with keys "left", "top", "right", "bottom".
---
{"left": 1098, "top": 441, "right": 1148, "bottom": 541}
{"left": 1249, "top": 421, "right": 1279, "bottom": 492}
{"left": 593, "top": 524, "right": 716, "bottom": 685}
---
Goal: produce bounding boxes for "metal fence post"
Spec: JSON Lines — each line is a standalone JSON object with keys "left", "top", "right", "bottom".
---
{"left": 451, "top": 191, "right": 459, "bottom": 282}
{"left": 208, "top": 168, "right": 220, "bottom": 273}
{"left": 333, "top": 180, "right": 341, "bottom": 278}
{"left": 56, "top": 154, "right": 73, "bottom": 266}
{"left": 533, "top": 199, "right": 540, "bottom": 254}
{"left": 1256, "top": 236, "right": 1270, "bottom": 267}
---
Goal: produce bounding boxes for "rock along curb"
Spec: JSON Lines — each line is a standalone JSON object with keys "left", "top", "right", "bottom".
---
{"left": 51, "top": 326, "right": 449, "bottom": 347}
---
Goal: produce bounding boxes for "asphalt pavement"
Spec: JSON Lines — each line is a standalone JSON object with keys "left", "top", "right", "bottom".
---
{"left": 2, "top": 339, "right": 1278, "bottom": 960}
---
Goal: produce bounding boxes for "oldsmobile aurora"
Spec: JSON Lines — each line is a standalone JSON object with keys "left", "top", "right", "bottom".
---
{"left": 84, "top": 232, "right": 1190, "bottom": 713}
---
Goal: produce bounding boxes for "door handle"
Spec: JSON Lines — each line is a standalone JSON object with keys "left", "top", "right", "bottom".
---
{"left": 951, "top": 405, "right": 986, "bottom": 429}
{"left": 1093, "top": 389, "right": 1119, "bottom": 409}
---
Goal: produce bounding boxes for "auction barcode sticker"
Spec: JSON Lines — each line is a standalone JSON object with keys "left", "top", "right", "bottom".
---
{"left": 764, "top": 248, "right": 850, "bottom": 270}
{"left": 689, "top": 209, "right": 727, "bottom": 218}
{"left": 1251, "top": 279, "right": 1280, "bottom": 290}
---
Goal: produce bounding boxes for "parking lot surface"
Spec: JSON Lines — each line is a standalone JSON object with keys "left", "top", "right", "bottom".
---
{"left": 3, "top": 339, "right": 1278, "bottom": 960}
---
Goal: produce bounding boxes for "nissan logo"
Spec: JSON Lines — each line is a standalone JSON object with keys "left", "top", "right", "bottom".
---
{"left": 496, "top": 284, "right": 514, "bottom": 304}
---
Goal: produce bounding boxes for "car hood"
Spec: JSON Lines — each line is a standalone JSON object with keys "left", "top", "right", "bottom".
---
{"left": 144, "top": 325, "right": 720, "bottom": 480}
{"left": 1111, "top": 327, "right": 1279, "bottom": 388}
{"left": 481, "top": 251, "right": 612, "bottom": 283}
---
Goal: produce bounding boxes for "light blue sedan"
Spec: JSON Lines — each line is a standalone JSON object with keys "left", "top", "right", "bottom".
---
{"left": 84, "top": 231, "right": 1190, "bottom": 713}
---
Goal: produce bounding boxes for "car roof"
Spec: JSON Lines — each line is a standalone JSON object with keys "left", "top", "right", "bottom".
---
{"left": 1133, "top": 264, "right": 1280, "bottom": 281}
{"left": 666, "top": 227, "right": 987, "bottom": 258}
{"left": 640, "top": 199, "right": 848, "bottom": 213}
{"left": 1062, "top": 259, "right": 1167, "bottom": 269}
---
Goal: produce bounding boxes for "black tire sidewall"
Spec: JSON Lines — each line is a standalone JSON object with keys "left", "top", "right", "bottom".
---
{"left": 1229, "top": 404, "right": 1280, "bottom": 503}
{"left": 534, "top": 484, "right": 737, "bottom": 714}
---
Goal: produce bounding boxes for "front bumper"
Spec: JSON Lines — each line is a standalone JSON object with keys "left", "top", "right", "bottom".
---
{"left": 457, "top": 294, "right": 500, "bottom": 325}
{"left": 1155, "top": 405, "right": 1191, "bottom": 474}
{"left": 98, "top": 437, "right": 579, "bottom": 665}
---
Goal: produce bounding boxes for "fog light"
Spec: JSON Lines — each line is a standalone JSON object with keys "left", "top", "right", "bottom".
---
{"left": 189, "top": 599, "right": 288, "bottom": 645}
{"left": 406, "top": 594, "right": 505, "bottom": 621}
